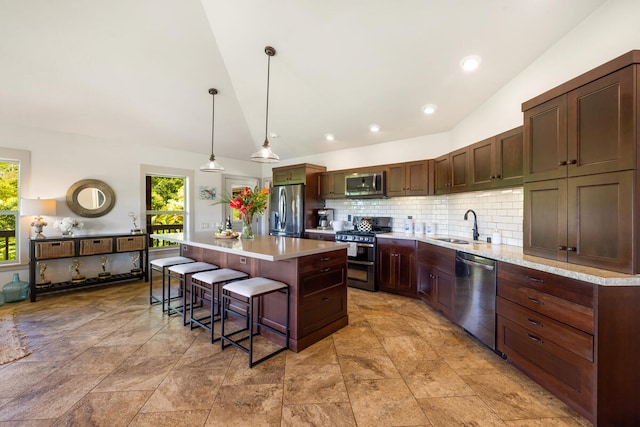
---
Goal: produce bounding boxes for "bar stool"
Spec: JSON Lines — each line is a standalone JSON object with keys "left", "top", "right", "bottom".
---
{"left": 149, "top": 256, "right": 195, "bottom": 310}
{"left": 190, "top": 269, "right": 250, "bottom": 343}
{"left": 166, "top": 262, "right": 218, "bottom": 325}
{"left": 220, "top": 277, "right": 290, "bottom": 368}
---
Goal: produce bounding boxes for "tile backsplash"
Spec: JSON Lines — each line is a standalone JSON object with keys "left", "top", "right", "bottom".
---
{"left": 325, "top": 187, "right": 523, "bottom": 247}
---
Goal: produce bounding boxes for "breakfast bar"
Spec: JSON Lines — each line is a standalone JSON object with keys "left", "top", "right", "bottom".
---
{"left": 150, "top": 232, "right": 349, "bottom": 352}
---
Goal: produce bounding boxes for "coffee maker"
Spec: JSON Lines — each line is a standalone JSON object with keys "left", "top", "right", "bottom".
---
{"left": 317, "top": 208, "right": 334, "bottom": 229}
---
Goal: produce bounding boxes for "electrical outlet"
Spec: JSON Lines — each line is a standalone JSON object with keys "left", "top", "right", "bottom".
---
{"left": 201, "top": 222, "right": 210, "bottom": 229}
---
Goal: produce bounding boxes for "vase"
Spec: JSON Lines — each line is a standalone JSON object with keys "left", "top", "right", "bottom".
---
{"left": 2, "top": 273, "right": 29, "bottom": 303}
{"left": 241, "top": 215, "right": 254, "bottom": 240}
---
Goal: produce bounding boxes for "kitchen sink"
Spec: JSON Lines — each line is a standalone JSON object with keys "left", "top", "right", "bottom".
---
{"left": 435, "top": 238, "right": 469, "bottom": 244}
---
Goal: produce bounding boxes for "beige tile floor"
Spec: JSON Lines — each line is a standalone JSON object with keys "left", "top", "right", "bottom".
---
{"left": 0, "top": 279, "right": 592, "bottom": 426}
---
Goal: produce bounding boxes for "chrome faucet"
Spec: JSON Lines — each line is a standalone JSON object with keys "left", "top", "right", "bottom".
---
{"left": 464, "top": 209, "right": 479, "bottom": 241}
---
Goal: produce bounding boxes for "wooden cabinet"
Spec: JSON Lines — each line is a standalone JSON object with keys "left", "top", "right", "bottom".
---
{"left": 524, "top": 66, "right": 635, "bottom": 183}
{"left": 416, "top": 242, "right": 455, "bottom": 318}
{"left": 469, "top": 127, "right": 523, "bottom": 190}
{"left": 319, "top": 170, "right": 346, "bottom": 199}
{"left": 272, "top": 163, "right": 326, "bottom": 186}
{"left": 496, "top": 262, "right": 595, "bottom": 420}
{"left": 376, "top": 239, "right": 416, "bottom": 297}
{"left": 28, "top": 233, "right": 148, "bottom": 302}
{"left": 434, "top": 147, "right": 469, "bottom": 194}
{"left": 304, "top": 232, "right": 335, "bottom": 242}
{"left": 387, "top": 160, "right": 432, "bottom": 197}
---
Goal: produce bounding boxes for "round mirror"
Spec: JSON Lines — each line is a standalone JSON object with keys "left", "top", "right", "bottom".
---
{"left": 66, "top": 179, "right": 116, "bottom": 218}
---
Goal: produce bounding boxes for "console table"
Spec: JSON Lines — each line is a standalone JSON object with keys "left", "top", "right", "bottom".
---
{"left": 28, "top": 233, "right": 148, "bottom": 302}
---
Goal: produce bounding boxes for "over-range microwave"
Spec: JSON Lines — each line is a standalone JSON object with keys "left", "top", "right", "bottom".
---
{"left": 345, "top": 171, "right": 386, "bottom": 198}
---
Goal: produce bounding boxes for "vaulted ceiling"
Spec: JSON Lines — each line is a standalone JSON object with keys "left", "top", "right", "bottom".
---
{"left": 0, "top": 0, "right": 606, "bottom": 161}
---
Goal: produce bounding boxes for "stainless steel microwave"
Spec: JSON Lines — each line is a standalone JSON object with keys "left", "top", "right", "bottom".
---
{"left": 345, "top": 171, "right": 386, "bottom": 198}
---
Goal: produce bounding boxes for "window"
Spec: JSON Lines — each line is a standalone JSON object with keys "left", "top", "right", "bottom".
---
{"left": 145, "top": 174, "right": 186, "bottom": 248}
{"left": 0, "top": 160, "right": 19, "bottom": 263}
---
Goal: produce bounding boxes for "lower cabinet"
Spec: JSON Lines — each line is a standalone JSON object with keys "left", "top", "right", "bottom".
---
{"left": 416, "top": 242, "right": 455, "bottom": 319}
{"left": 304, "top": 232, "right": 335, "bottom": 242}
{"left": 377, "top": 239, "right": 416, "bottom": 297}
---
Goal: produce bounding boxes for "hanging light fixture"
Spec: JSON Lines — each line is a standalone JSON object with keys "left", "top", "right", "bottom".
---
{"left": 200, "top": 88, "right": 225, "bottom": 172}
{"left": 250, "top": 46, "right": 280, "bottom": 163}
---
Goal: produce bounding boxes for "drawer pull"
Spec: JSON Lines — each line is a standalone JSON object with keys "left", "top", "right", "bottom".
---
{"left": 526, "top": 318, "right": 543, "bottom": 327}
{"left": 525, "top": 276, "right": 544, "bottom": 283}
{"left": 556, "top": 246, "right": 567, "bottom": 251}
{"left": 527, "top": 296, "right": 544, "bottom": 305}
{"left": 52, "top": 243, "right": 61, "bottom": 247}
{"left": 567, "top": 246, "right": 577, "bottom": 252}
{"left": 319, "top": 268, "right": 331, "bottom": 273}
{"left": 322, "top": 297, "right": 329, "bottom": 302}
{"left": 320, "top": 257, "right": 330, "bottom": 262}
{"left": 527, "top": 334, "right": 544, "bottom": 344}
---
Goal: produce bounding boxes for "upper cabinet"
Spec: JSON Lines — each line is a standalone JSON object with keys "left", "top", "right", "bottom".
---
{"left": 272, "top": 163, "right": 326, "bottom": 187}
{"left": 524, "top": 66, "right": 635, "bottom": 182}
{"left": 319, "top": 170, "right": 346, "bottom": 199}
{"left": 469, "top": 126, "right": 523, "bottom": 190}
{"left": 386, "top": 160, "right": 432, "bottom": 197}
{"left": 434, "top": 147, "right": 469, "bottom": 194}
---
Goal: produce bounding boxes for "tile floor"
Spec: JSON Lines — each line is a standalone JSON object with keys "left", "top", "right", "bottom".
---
{"left": 0, "top": 279, "right": 592, "bottom": 426}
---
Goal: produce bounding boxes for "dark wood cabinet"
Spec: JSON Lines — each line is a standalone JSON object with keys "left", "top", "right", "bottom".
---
{"left": 470, "top": 127, "right": 523, "bottom": 190}
{"left": 319, "top": 170, "right": 346, "bottom": 199}
{"left": 376, "top": 239, "right": 416, "bottom": 297}
{"left": 272, "top": 163, "right": 326, "bottom": 186}
{"left": 304, "top": 232, "right": 335, "bottom": 242}
{"left": 416, "top": 242, "right": 455, "bottom": 319}
{"left": 387, "top": 160, "right": 431, "bottom": 197}
{"left": 434, "top": 147, "right": 469, "bottom": 194}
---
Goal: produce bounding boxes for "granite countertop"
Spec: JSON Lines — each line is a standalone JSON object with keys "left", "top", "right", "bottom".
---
{"left": 305, "top": 228, "right": 338, "bottom": 235}
{"left": 150, "top": 232, "right": 347, "bottom": 261}
{"left": 377, "top": 232, "right": 640, "bottom": 286}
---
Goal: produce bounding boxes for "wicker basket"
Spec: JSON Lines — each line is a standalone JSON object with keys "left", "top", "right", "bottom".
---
{"left": 35, "top": 241, "right": 75, "bottom": 259}
{"left": 79, "top": 238, "right": 113, "bottom": 255}
{"left": 116, "top": 235, "right": 146, "bottom": 252}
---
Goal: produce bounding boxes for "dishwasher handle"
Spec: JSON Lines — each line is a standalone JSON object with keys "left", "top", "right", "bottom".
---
{"left": 455, "top": 255, "right": 495, "bottom": 271}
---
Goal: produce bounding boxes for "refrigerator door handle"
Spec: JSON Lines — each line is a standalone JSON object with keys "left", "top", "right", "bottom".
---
{"left": 279, "top": 187, "right": 287, "bottom": 229}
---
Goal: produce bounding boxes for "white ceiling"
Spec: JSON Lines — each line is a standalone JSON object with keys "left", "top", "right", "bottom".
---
{"left": 0, "top": 0, "right": 606, "bottom": 161}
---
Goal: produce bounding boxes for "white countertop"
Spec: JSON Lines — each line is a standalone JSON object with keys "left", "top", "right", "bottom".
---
{"left": 378, "top": 233, "right": 640, "bottom": 286}
{"left": 305, "top": 228, "right": 338, "bottom": 235}
{"left": 151, "top": 232, "right": 348, "bottom": 261}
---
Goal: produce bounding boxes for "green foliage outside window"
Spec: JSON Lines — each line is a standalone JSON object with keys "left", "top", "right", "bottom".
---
{"left": 147, "top": 176, "right": 185, "bottom": 247}
{"left": 0, "top": 161, "right": 19, "bottom": 261}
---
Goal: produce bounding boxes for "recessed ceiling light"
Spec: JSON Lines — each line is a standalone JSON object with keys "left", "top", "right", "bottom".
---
{"left": 369, "top": 124, "right": 381, "bottom": 132}
{"left": 421, "top": 104, "right": 438, "bottom": 115}
{"left": 460, "top": 55, "right": 481, "bottom": 72}
{"left": 324, "top": 133, "right": 335, "bottom": 141}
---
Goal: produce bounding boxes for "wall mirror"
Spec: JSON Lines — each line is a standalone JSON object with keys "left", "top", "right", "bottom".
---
{"left": 66, "top": 179, "right": 116, "bottom": 218}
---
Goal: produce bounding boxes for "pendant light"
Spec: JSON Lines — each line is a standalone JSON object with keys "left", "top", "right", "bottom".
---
{"left": 250, "top": 46, "right": 280, "bottom": 163}
{"left": 200, "top": 88, "right": 225, "bottom": 172}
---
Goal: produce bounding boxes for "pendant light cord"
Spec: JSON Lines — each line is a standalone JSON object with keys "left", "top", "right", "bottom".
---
{"left": 264, "top": 51, "right": 271, "bottom": 144}
{"left": 210, "top": 89, "right": 216, "bottom": 157}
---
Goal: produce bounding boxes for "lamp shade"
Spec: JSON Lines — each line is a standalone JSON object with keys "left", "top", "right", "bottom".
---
{"left": 21, "top": 198, "right": 56, "bottom": 216}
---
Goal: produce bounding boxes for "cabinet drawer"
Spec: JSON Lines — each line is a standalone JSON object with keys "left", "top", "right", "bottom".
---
{"left": 79, "top": 238, "right": 113, "bottom": 255}
{"left": 497, "top": 316, "right": 593, "bottom": 415}
{"left": 35, "top": 241, "right": 75, "bottom": 259}
{"left": 301, "top": 285, "right": 346, "bottom": 336}
{"left": 497, "top": 297, "right": 593, "bottom": 361}
{"left": 116, "top": 235, "right": 146, "bottom": 252}
{"left": 497, "top": 278, "right": 593, "bottom": 334}
{"left": 299, "top": 264, "right": 345, "bottom": 297}
{"left": 298, "top": 250, "right": 345, "bottom": 274}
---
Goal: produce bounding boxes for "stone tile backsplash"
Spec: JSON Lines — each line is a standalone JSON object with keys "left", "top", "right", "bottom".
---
{"left": 325, "top": 187, "right": 524, "bottom": 247}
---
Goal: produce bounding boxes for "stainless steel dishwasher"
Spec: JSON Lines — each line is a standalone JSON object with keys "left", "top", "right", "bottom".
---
{"left": 454, "top": 251, "right": 498, "bottom": 352}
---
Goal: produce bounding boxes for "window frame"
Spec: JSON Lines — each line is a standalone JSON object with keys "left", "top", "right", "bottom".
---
{"left": 0, "top": 148, "right": 31, "bottom": 268}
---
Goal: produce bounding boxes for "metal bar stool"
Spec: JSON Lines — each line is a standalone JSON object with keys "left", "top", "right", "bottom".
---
{"left": 190, "top": 269, "right": 249, "bottom": 343}
{"left": 220, "top": 277, "right": 290, "bottom": 368}
{"left": 149, "top": 256, "right": 195, "bottom": 310}
{"left": 166, "top": 262, "right": 218, "bottom": 325}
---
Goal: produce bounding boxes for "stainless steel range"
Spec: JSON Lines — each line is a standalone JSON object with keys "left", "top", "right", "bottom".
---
{"left": 335, "top": 216, "right": 392, "bottom": 291}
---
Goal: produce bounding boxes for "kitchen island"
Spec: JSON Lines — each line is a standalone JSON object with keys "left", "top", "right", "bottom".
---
{"left": 150, "top": 232, "right": 349, "bottom": 352}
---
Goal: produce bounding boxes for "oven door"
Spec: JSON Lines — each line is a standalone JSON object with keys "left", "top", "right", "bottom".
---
{"left": 346, "top": 243, "right": 377, "bottom": 291}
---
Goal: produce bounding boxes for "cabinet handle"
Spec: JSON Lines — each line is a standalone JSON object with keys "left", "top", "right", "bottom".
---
{"left": 557, "top": 245, "right": 567, "bottom": 251}
{"left": 525, "top": 276, "right": 544, "bottom": 283}
{"left": 527, "top": 296, "right": 545, "bottom": 305}
{"left": 526, "top": 334, "right": 544, "bottom": 344}
{"left": 322, "top": 297, "right": 330, "bottom": 302}
{"left": 320, "top": 257, "right": 330, "bottom": 262}
{"left": 496, "top": 174, "right": 501, "bottom": 179}
{"left": 319, "top": 268, "right": 331, "bottom": 273}
{"left": 558, "top": 160, "right": 568, "bottom": 166}
{"left": 526, "top": 317, "right": 543, "bottom": 327}
{"left": 490, "top": 175, "right": 496, "bottom": 179}
{"left": 568, "top": 159, "right": 577, "bottom": 165}
{"left": 567, "top": 246, "right": 577, "bottom": 252}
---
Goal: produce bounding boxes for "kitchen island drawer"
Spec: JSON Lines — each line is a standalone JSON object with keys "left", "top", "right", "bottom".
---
{"left": 497, "top": 278, "right": 593, "bottom": 334}
{"left": 497, "top": 296, "right": 593, "bottom": 361}
{"left": 298, "top": 249, "right": 346, "bottom": 274}
{"left": 299, "top": 263, "right": 345, "bottom": 297}
{"left": 301, "top": 285, "right": 346, "bottom": 336}
{"left": 497, "top": 315, "right": 593, "bottom": 417}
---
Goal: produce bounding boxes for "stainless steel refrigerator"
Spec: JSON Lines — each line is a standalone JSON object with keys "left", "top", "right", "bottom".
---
{"left": 269, "top": 184, "right": 305, "bottom": 237}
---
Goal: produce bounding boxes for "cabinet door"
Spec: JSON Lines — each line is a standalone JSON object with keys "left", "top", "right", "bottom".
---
{"left": 469, "top": 137, "right": 495, "bottom": 190}
{"left": 273, "top": 169, "right": 292, "bottom": 186}
{"left": 332, "top": 171, "right": 346, "bottom": 198}
{"left": 416, "top": 260, "right": 436, "bottom": 306}
{"left": 524, "top": 96, "right": 568, "bottom": 182}
{"left": 495, "top": 126, "right": 524, "bottom": 188}
{"left": 450, "top": 147, "right": 469, "bottom": 193}
{"left": 434, "top": 154, "right": 450, "bottom": 194}
{"left": 386, "top": 163, "right": 406, "bottom": 197}
{"left": 318, "top": 172, "right": 332, "bottom": 199}
{"left": 377, "top": 244, "right": 395, "bottom": 291}
{"left": 567, "top": 67, "right": 635, "bottom": 177}
{"left": 405, "top": 160, "right": 429, "bottom": 195}
{"left": 272, "top": 166, "right": 306, "bottom": 185}
{"left": 524, "top": 179, "right": 568, "bottom": 261}
{"left": 435, "top": 268, "right": 454, "bottom": 320}
{"left": 567, "top": 171, "right": 634, "bottom": 273}
{"left": 376, "top": 240, "right": 416, "bottom": 296}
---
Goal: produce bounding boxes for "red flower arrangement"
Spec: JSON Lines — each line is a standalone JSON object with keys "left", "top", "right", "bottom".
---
{"left": 220, "top": 185, "right": 270, "bottom": 238}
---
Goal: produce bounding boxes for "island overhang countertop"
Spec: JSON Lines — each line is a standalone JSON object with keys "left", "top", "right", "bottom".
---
{"left": 150, "top": 232, "right": 348, "bottom": 261}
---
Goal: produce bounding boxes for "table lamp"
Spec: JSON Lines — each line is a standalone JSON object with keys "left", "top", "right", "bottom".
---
{"left": 21, "top": 198, "right": 56, "bottom": 239}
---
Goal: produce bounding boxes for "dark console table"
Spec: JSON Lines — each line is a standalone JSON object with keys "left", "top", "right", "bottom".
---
{"left": 28, "top": 233, "right": 148, "bottom": 302}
